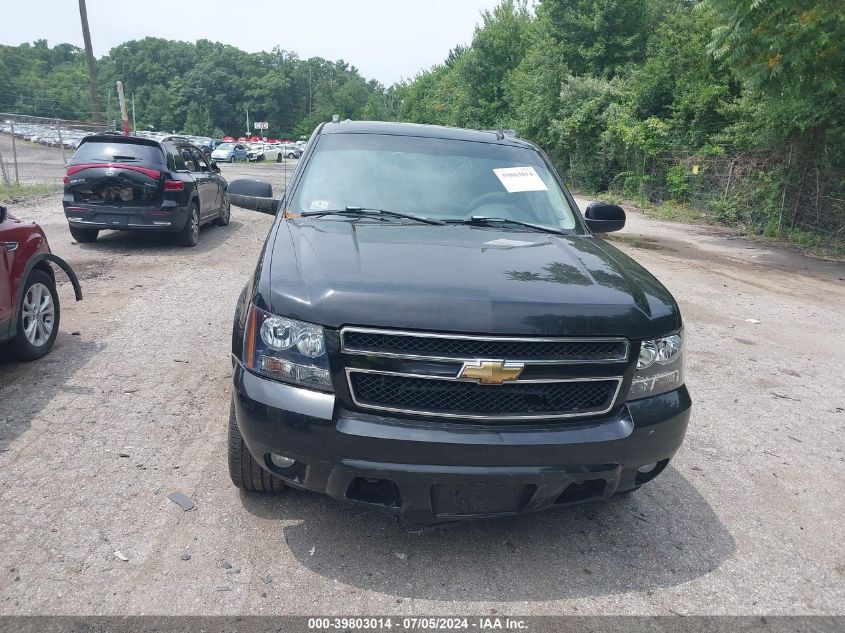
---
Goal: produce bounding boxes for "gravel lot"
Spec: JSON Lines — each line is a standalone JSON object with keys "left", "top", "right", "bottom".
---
{"left": 1, "top": 160, "right": 843, "bottom": 616}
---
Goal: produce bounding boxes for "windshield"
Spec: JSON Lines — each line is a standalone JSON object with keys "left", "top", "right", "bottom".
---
{"left": 217, "top": 143, "right": 235, "bottom": 150}
{"left": 290, "top": 133, "right": 579, "bottom": 231}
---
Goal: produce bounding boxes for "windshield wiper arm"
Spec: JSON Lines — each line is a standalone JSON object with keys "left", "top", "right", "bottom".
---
{"left": 450, "top": 216, "right": 570, "bottom": 235}
{"left": 300, "top": 206, "right": 444, "bottom": 225}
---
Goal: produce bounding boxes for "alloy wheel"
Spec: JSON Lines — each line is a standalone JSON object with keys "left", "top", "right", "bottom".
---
{"left": 190, "top": 208, "right": 199, "bottom": 241}
{"left": 21, "top": 283, "right": 55, "bottom": 347}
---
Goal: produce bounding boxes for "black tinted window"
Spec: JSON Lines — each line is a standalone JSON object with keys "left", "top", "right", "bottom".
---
{"left": 180, "top": 148, "right": 198, "bottom": 172}
{"left": 71, "top": 140, "right": 165, "bottom": 164}
{"left": 191, "top": 149, "right": 209, "bottom": 170}
{"left": 170, "top": 146, "right": 188, "bottom": 171}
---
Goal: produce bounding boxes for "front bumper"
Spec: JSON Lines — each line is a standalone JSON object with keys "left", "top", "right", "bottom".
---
{"left": 232, "top": 363, "right": 691, "bottom": 524}
{"left": 63, "top": 201, "right": 190, "bottom": 233}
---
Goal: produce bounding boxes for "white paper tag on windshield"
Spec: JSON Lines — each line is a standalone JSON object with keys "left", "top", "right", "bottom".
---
{"left": 493, "top": 166, "right": 548, "bottom": 193}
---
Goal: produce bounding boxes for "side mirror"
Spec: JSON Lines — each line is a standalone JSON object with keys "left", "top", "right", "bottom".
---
{"left": 0, "top": 205, "right": 6, "bottom": 223}
{"left": 227, "top": 179, "right": 279, "bottom": 215}
{"left": 210, "top": 162, "right": 220, "bottom": 173}
{"left": 584, "top": 202, "right": 626, "bottom": 233}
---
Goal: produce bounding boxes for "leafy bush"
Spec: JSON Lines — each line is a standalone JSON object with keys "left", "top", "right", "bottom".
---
{"left": 666, "top": 164, "right": 691, "bottom": 202}
{"left": 709, "top": 199, "right": 739, "bottom": 225}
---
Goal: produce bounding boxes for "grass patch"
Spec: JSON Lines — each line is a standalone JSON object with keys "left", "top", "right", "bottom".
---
{"left": 644, "top": 201, "right": 704, "bottom": 224}
{"left": 758, "top": 224, "right": 845, "bottom": 259}
{"left": 1, "top": 182, "right": 63, "bottom": 202}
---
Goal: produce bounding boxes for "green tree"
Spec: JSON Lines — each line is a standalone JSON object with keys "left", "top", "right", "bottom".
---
{"left": 538, "top": 0, "right": 650, "bottom": 77}
{"left": 700, "top": 0, "right": 845, "bottom": 143}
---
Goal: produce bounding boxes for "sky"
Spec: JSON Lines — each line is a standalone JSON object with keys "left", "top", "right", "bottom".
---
{"left": 4, "top": 0, "right": 505, "bottom": 85}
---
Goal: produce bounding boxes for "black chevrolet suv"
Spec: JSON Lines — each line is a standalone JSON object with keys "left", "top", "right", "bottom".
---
{"left": 63, "top": 135, "right": 230, "bottom": 246}
{"left": 226, "top": 121, "right": 691, "bottom": 524}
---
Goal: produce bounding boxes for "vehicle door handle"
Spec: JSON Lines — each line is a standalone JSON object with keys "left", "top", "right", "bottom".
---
{"left": 3, "top": 242, "right": 18, "bottom": 252}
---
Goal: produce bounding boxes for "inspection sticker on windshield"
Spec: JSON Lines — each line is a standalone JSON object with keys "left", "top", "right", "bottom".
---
{"left": 493, "top": 166, "right": 548, "bottom": 193}
{"left": 310, "top": 199, "right": 330, "bottom": 211}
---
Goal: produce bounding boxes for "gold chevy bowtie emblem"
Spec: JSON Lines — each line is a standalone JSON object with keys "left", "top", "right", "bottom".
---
{"left": 459, "top": 360, "right": 524, "bottom": 385}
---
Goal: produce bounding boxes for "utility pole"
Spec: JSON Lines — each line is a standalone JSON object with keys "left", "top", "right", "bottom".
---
{"left": 77, "top": 0, "right": 102, "bottom": 122}
{"left": 116, "top": 81, "right": 129, "bottom": 136}
{"left": 131, "top": 93, "right": 136, "bottom": 133}
{"left": 245, "top": 106, "right": 250, "bottom": 137}
{"left": 309, "top": 66, "right": 313, "bottom": 115}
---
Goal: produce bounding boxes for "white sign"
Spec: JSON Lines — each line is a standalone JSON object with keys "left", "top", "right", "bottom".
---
{"left": 493, "top": 166, "right": 548, "bottom": 193}
{"left": 254, "top": 121, "right": 268, "bottom": 130}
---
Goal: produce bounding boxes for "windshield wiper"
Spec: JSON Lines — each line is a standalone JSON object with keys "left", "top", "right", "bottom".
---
{"left": 300, "top": 206, "right": 444, "bottom": 225}
{"left": 448, "top": 216, "right": 571, "bottom": 235}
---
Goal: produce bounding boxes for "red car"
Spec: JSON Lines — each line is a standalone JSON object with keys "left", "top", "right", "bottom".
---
{"left": 0, "top": 204, "right": 82, "bottom": 360}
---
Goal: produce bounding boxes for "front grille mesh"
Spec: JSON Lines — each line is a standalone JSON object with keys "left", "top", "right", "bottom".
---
{"left": 343, "top": 331, "right": 626, "bottom": 361}
{"left": 349, "top": 372, "right": 617, "bottom": 418}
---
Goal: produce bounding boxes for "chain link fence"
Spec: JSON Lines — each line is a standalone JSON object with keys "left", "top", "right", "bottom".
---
{"left": 566, "top": 149, "right": 845, "bottom": 241}
{"left": 0, "top": 112, "right": 112, "bottom": 200}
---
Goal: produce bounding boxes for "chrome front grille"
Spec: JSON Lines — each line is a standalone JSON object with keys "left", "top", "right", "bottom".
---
{"left": 341, "top": 327, "right": 628, "bottom": 420}
{"left": 341, "top": 328, "right": 628, "bottom": 363}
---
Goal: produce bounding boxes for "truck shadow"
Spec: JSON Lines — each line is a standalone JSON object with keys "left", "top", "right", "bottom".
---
{"left": 239, "top": 465, "right": 734, "bottom": 601}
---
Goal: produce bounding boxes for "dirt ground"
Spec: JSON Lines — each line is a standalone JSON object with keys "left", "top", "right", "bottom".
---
{"left": 0, "top": 161, "right": 843, "bottom": 616}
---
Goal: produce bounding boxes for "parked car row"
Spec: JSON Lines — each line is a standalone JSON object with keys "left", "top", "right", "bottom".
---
{"left": 133, "top": 131, "right": 307, "bottom": 161}
{"left": 246, "top": 141, "right": 303, "bottom": 162}
{"left": 0, "top": 121, "right": 98, "bottom": 150}
{"left": 0, "top": 120, "right": 308, "bottom": 164}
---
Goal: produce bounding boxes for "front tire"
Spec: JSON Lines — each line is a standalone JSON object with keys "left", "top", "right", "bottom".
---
{"left": 178, "top": 203, "right": 200, "bottom": 247}
{"left": 228, "top": 399, "right": 287, "bottom": 493}
{"left": 229, "top": 155, "right": 235, "bottom": 163}
{"left": 69, "top": 226, "right": 98, "bottom": 243}
{"left": 8, "top": 270, "right": 60, "bottom": 361}
{"left": 276, "top": 154, "right": 282, "bottom": 163}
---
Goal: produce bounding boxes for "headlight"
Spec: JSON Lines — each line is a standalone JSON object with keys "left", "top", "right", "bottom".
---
{"left": 244, "top": 306, "right": 332, "bottom": 391}
{"left": 629, "top": 332, "right": 684, "bottom": 399}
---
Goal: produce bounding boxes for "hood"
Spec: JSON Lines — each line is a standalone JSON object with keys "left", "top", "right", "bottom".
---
{"left": 262, "top": 221, "right": 681, "bottom": 339}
